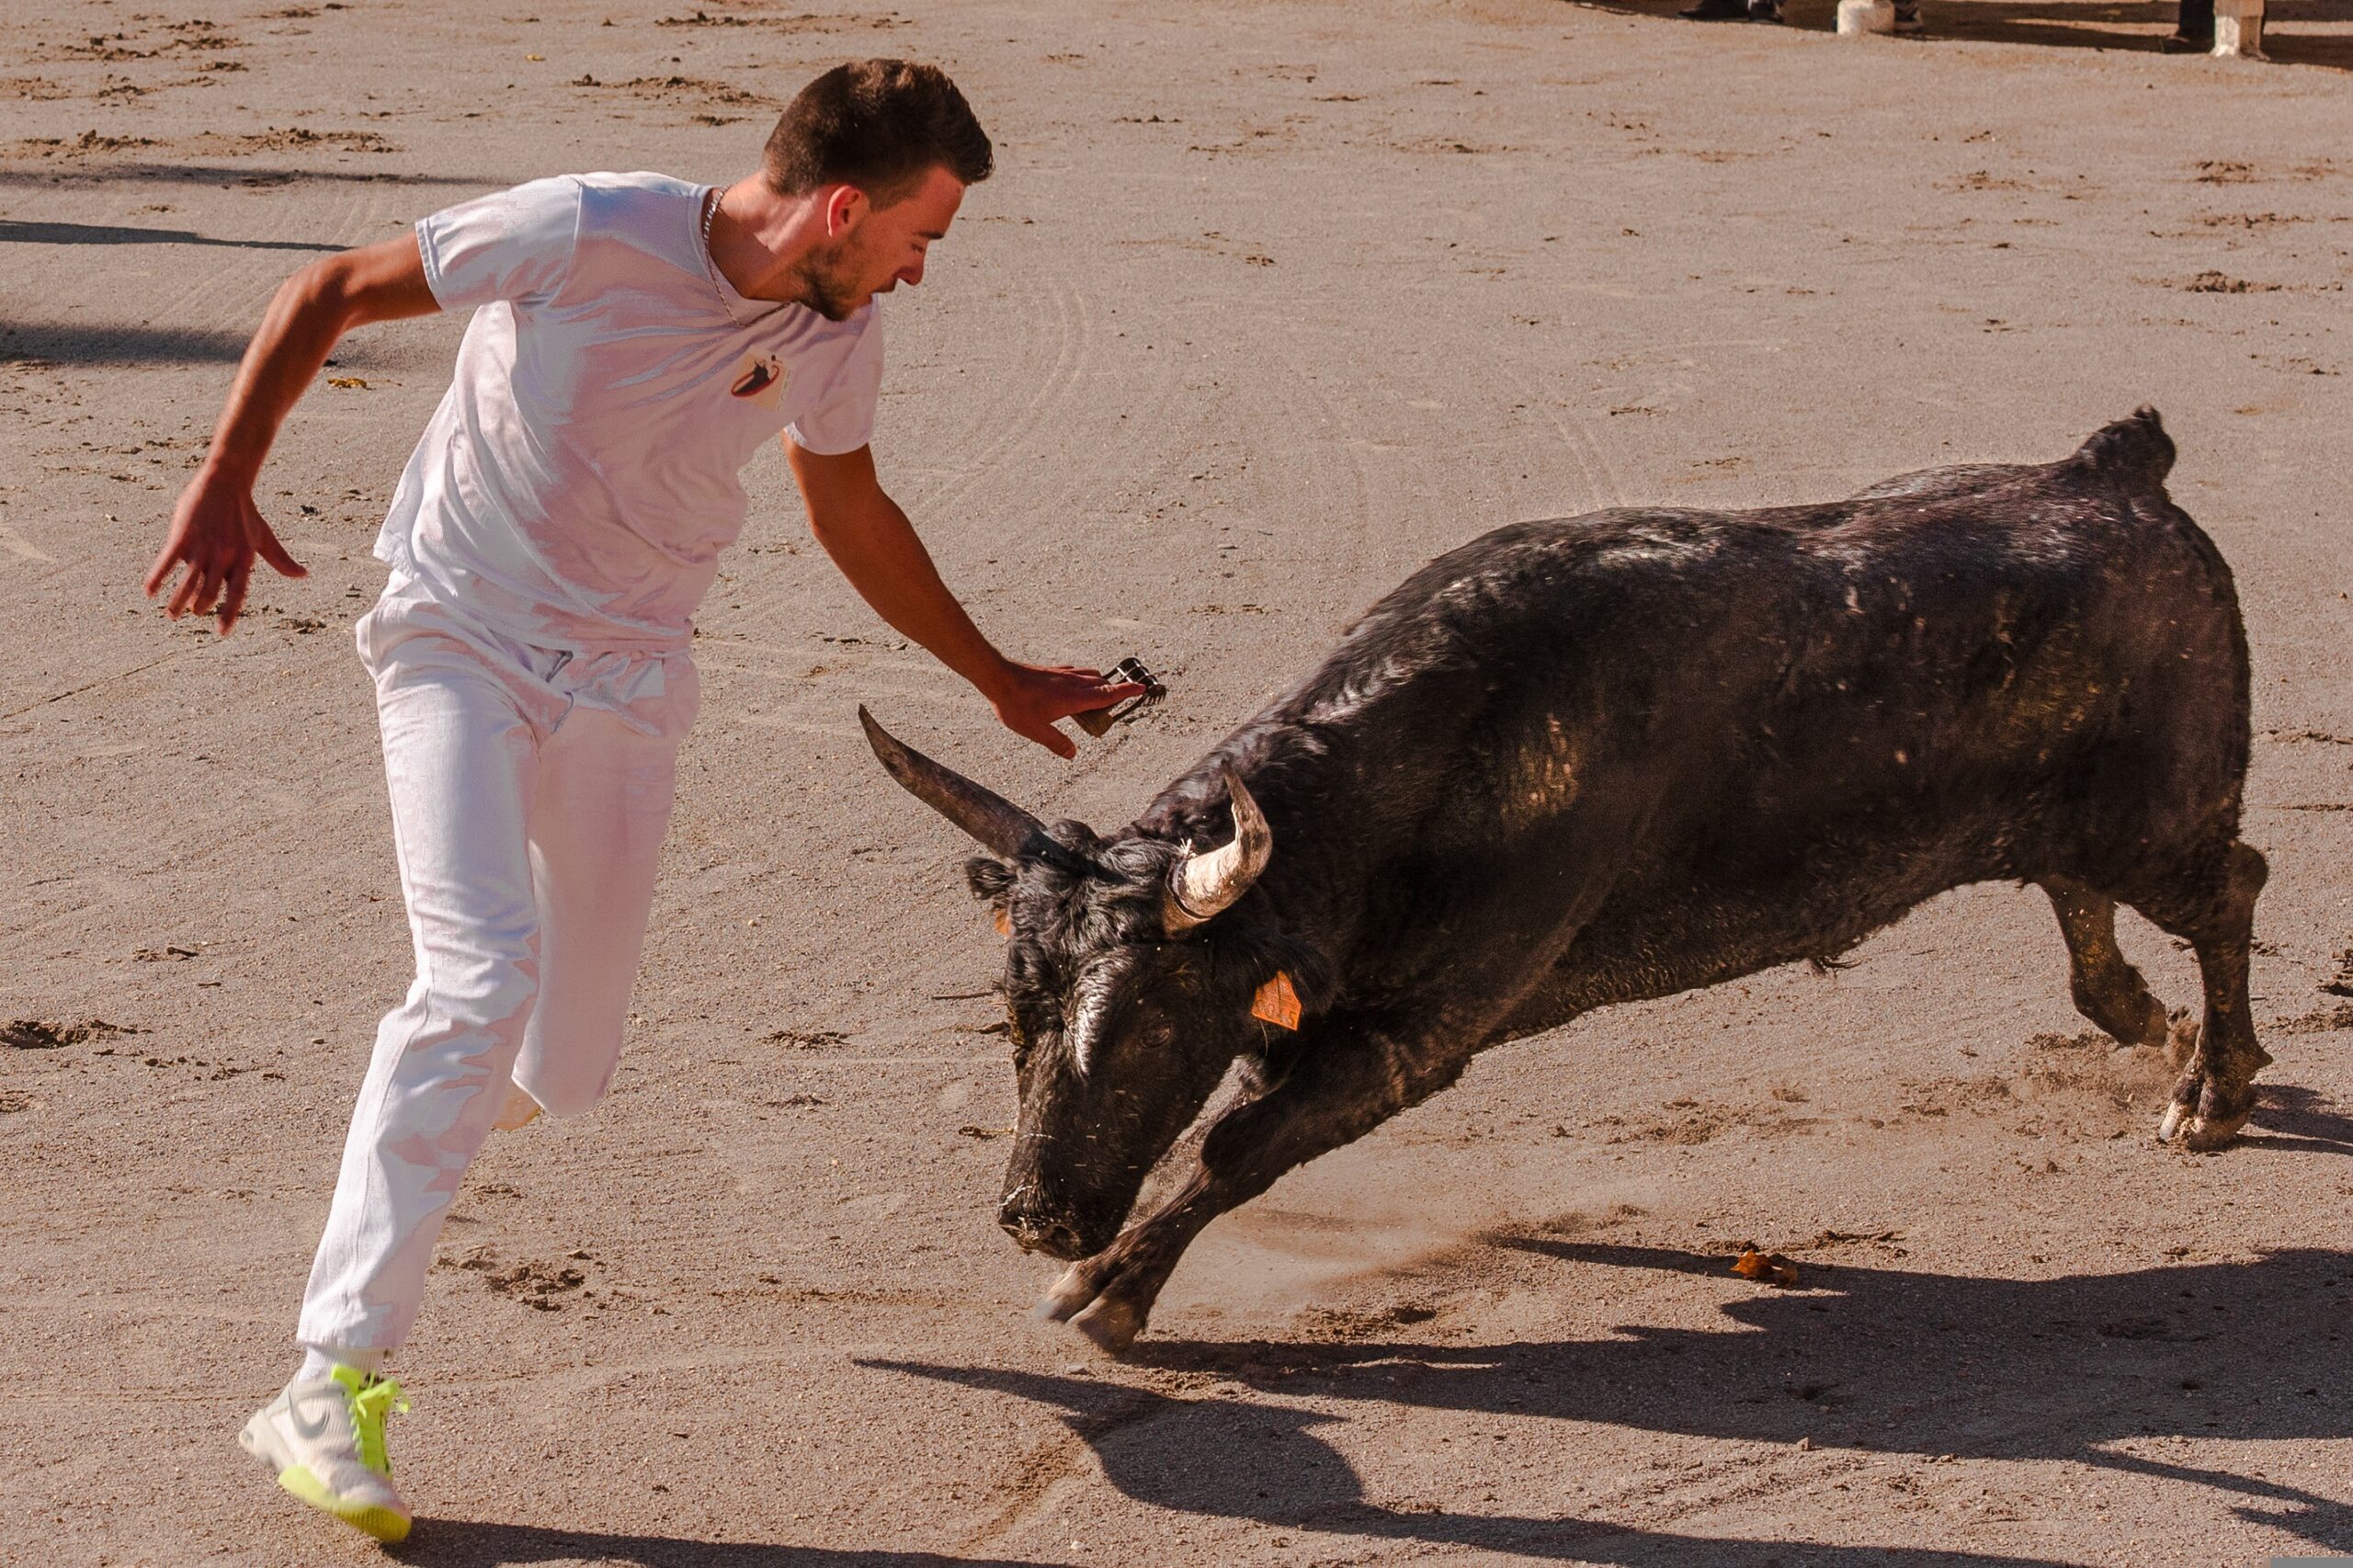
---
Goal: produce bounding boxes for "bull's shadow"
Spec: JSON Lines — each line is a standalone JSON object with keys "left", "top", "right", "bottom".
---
{"left": 876, "top": 1244, "right": 2353, "bottom": 1562}
{"left": 890, "top": 1347, "right": 2099, "bottom": 1566}
{"left": 2237, "top": 1082, "right": 2353, "bottom": 1155}
{"left": 390, "top": 1528, "right": 1054, "bottom": 1567}
{"left": 405, "top": 1512, "right": 2073, "bottom": 1568}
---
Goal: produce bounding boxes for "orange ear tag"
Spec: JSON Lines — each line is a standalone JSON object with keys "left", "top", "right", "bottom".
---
{"left": 993, "top": 908, "right": 1011, "bottom": 938}
{"left": 1251, "top": 971, "right": 1302, "bottom": 1030}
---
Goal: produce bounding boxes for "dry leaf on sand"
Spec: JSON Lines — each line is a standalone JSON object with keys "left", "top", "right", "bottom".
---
{"left": 1732, "top": 1249, "right": 1801, "bottom": 1288}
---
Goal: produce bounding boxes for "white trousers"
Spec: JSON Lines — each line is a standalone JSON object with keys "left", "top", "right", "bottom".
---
{"left": 297, "top": 578, "right": 698, "bottom": 1361}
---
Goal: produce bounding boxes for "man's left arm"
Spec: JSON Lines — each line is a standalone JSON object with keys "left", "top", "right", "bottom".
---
{"left": 785, "top": 441, "right": 1140, "bottom": 759}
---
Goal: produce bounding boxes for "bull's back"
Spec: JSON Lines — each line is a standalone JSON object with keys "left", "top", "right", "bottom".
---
{"left": 1205, "top": 413, "right": 2246, "bottom": 1022}
{"left": 1482, "top": 415, "right": 2247, "bottom": 1021}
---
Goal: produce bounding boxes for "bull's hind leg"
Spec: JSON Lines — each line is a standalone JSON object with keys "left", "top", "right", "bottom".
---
{"left": 2125, "top": 840, "right": 2270, "bottom": 1151}
{"left": 2040, "top": 878, "right": 2172, "bottom": 1050}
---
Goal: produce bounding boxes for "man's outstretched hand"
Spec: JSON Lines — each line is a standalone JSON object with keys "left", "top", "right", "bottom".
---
{"left": 144, "top": 470, "right": 308, "bottom": 635}
{"left": 136, "top": 235, "right": 437, "bottom": 635}
{"left": 987, "top": 662, "right": 1147, "bottom": 759}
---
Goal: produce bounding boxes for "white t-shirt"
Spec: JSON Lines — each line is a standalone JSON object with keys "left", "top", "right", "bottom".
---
{"left": 375, "top": 171, "right": 884, "bottom": 650}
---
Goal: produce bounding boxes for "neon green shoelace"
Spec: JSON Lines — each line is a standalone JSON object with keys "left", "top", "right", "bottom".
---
{"left": 345, "top": 1375, "right": 409, "bottom": 1476}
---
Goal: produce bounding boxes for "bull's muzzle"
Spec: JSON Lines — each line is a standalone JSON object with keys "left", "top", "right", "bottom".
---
{"left": 997, "top": 1198, "right": 1087, "bottom": 1261}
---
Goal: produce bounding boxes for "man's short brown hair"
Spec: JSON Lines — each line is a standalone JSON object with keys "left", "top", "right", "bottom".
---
{"left": 763, "top": 59, "right": 992, "bottom": 202}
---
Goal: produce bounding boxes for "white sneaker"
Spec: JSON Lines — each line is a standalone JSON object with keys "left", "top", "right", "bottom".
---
{"left": 237, "top": 1365, "right": 413, "bottom": 1542}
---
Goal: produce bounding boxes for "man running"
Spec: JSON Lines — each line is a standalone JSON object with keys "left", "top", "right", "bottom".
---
{"left": 144, "top": 59, "right": 1139, "bottom": 1543}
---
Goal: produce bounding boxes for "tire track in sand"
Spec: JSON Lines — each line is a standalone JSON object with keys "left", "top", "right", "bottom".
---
{"left": 1527, "top": 373, "right": 1631, "bottom": 516}
{"left": 902, "top": 273, "right": 1086, "bottom": 526}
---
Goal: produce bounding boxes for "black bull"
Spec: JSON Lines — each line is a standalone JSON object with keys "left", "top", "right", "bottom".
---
{"left": 861, "top": 408, "right": 2268, "bottom": 1355}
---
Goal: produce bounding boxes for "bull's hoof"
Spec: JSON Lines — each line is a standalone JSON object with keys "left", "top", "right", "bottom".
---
{"left": 2155, "top": 1099, "right": 2189, "bottom": 1144}
{"left": 1069, "top": 1295, "right": 1145, "bottom": 1357}
{"left": 2153, "top": 1016, "right": 2264, "bottom": 1151}
{"left": 1035, "top": 1262, "right": 1100, "bottom": 1324}
{"left": 2156, "top": 1076, "right": 2256, "bottom": 1151}
{"left": 1034, "top": 1257, "right": 1153, "bottom": 1354}
{"left": 2158, "top": 1098, "right": 2251, "bottom": 1151}
{"left": 2179, "top": 1109, "right": 2252, "bottom": 1151}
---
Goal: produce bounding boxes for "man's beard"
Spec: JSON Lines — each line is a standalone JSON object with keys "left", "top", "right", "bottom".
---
{"left": 790, "top": 241, "right": 866, "bottom": 322}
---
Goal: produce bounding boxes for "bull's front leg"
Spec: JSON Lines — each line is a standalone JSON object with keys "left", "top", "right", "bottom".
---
{"left": 1040, "top": 1018, "right": 1468, "bottom": 1355}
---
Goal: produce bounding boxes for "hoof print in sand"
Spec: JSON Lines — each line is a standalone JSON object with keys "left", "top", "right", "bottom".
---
{"left": 441, "top": 1246, "right": 592, "bottom": 1311}
{"left": 4, "top": 1018, "right": 138, "bottom": 1051}
{"left": 1298, "top": 1301, "right": 1442, "bottom": 1341}
{"left": 487, "top": 1260, "right": 589, "bottom": 1311}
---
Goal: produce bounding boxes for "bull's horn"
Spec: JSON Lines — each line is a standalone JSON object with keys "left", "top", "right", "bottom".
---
{"left": 1165, "top": 767, "right": 1273, "bottom": 931}
{"left": 859, "top": 706, "right": 1044, "bottom": 859}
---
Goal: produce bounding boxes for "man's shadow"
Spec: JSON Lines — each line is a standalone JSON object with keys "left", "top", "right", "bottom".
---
{"left": 874, "top": 1241, "right": 2353, "bottom": 1563}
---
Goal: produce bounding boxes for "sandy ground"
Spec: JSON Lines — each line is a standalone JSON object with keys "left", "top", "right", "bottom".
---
{"left": 4, "top": 0, "right": 2352, "bottom": 1563}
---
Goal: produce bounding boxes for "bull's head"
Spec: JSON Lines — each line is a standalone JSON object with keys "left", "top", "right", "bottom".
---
{"left": 860, "top": 708, "right": 1290, "bottom": 1260}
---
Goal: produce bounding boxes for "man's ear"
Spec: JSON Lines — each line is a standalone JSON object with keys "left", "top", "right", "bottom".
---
{"left": 964, "top": 856, "right": 1013, "bottom": 934}
{"left": 824, "top": 183, "right": 866, "bottom": 238}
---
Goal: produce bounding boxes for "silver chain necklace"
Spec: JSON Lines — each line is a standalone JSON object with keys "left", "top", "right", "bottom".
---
{"left": 701, "top": 186, "right": 734, "bottom": 318}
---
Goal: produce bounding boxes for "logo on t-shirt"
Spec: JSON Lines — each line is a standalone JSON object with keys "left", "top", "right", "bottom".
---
{"left": 730, "top": 351, "right": 787, "bottom": 409}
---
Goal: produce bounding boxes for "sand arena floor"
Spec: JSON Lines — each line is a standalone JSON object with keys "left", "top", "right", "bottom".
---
{"left": 2, "top": 0, "right": 2350, "bottom": 1563}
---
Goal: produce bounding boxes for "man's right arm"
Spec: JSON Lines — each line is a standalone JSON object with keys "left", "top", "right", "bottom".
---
{"left": 145, "top": 233, "right": 441, "bottom": 634}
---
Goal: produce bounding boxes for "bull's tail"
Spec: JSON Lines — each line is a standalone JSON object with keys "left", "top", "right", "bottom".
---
{"left": 2073, "top": 405, "right": 2176, "bottom": 492}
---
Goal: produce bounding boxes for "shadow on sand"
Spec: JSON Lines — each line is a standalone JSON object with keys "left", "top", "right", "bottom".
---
{"left": 0, "top": 218, "right": 339, "bottom": 253}
{"left": 2, "top": 323, "right": 258, "bottom": 365}
{"left": 392, "top": 1530, "right": 1056, "bottom": 1567}
{"left": 876, "top": 1241, "right": 2353, "bottom": 1563}
{"left": 0, "top": 162, "right": 494, "bottom": 189}
{"left": 2237, "top": 1082, "right": 2353, "bottom": 1155}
